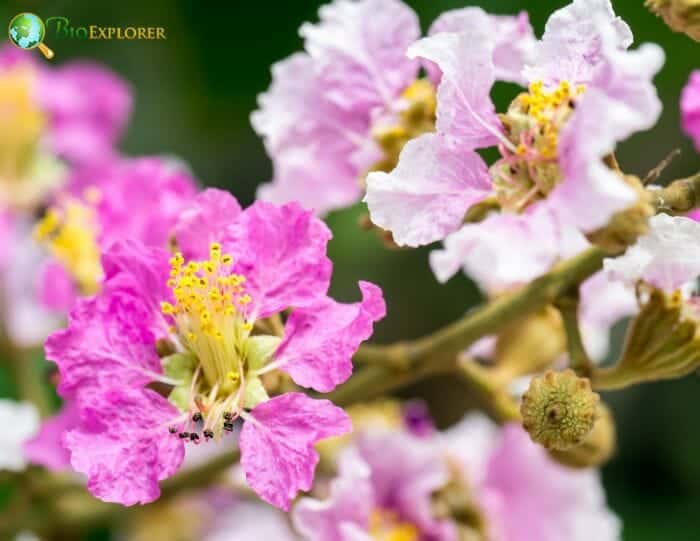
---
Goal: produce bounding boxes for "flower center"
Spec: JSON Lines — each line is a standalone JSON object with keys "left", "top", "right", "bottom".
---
{"left": 369, "top": 79, "right": 437, "bottom": 176}
{"left": 160, "top": 243, "right": 273, "bottom": 441}
{"left": 369, "top": 509, "right": 419, "bottom": 541}
{"left": 34, "top": 192, "right": 102, "bottom": 295}
{"left": 491, "top": 80, "right": 584, "bottom": 212}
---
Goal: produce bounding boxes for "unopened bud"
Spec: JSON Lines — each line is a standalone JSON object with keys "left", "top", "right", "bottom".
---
{"left": 646, "top": 0, "right": 700, "bottom": 41}
{"left": 549, "top": 403, "right": 616, "bottom": 468}
{"left": 521, "top": 369, "right": 600, "bottom": 451}
{"left": 491, "top": 306, "right": 566, "bottom": 385}
{"left": 592, "top": 286, "right": 700, "bottom": 389}
{"left": 587, "top": 175, "right": 654, "bottom": 253}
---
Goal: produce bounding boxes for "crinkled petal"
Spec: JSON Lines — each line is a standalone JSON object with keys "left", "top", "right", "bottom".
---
{"left": 64, "top": 388, "right": 184, "bottom": 506}
{"left": 524, "top": 0, "right": 632, "bottom": 86}
{"left": 681, "top": 70, "right": 700, "bottom": 152}
{"left": 365, "top": 133, "right": 491, "bottom": 247}
{"left": 604, "top": 214, "right": 700, "bottom": 291}
{"left": 300, "top": 0, "right": 420, "bottom": 114}
{"left": 47, "top": 243, "right": 168, "bottom": 396}
{"left": 276, "top": 281, "right": 385, "bottom": 392}
{"left": 240, "top": 393, "right": 351, "bottom": 510}
{"left": 408, "top": 32, "right": 500, "bottom": 149}
{"left": 428, "top": 8, "right": 536, "bottom": 85}
{"left": 293, "top": 448, "right": 374, "bottom": 541}
{"left": 24, "top": 400, "right": 79, "bottom": 471}
{"left": 483, "top": 422, "right": 621, "bottom": 541}
{"left": 225, "top": 201, "right": 333, "bottom": 317}
{"left": 553, "top": 42, "right": 664, "bottom": 231}
{"left": 430, "top": 205, "right": 561, "bottom": 292}
{"left": 173, "top": 188, "right": 242, "bottom": 260}
{"left": 0, "top": 400, "right": 39, "bottom": 472}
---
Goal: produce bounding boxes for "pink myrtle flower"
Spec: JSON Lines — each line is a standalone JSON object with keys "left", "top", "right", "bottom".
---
{"left": 443, "top": 414, "right": 621, "bottom": 541}
{"left": 252, "top": 0, "right": 535, "bottom": 215}
{"left": 681, "top": 70, "right": 700, "bottom": 152}
{"left": 366, "top": 0, "right": 664, "bottom": 292}
{"left": 293, "top": 428, "right": 457, "bottom": 541}
{"left": 46, "top": 189, "right": 385, "bottom": 509}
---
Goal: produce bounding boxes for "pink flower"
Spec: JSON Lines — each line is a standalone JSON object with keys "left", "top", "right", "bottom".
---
{"left": 366, "top": 0, "right": 664, "bottom": 292}
{"left": 681, "top": 70, "right": 700, "bottom": 152}
{"left": 252, "top": 0, "right": 535, "bottom": 215}
{"left": 46, "top": 190, "right": 385, "bottom": 508}
{"left": 293, "top": 428, "right": 457, "bottom": 541}
{"left": 443, "top": 415, "right": 621, "bottom": 541}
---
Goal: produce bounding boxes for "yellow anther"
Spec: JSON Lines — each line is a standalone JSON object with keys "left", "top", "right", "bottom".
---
{"left": 221, "top": 254, "right": 233, "bottom": 265}
{"left": 238, "top": 294, "right": 252, "bottom": 305}
{"left": 516, "top": 144, "right": 527, "bottom": 156}
{"left": 160, "top": 302, "right": 175, "bottom": 315}
{"left": 226, "top": 371, "right": 239, "bottom": 382}
{"left": 242, "top": 322, "right": 253, "bottom": 332}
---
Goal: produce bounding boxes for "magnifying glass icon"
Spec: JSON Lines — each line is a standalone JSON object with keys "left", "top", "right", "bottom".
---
{"left": 8, "top": 13, "right": 54, "bottom": 60}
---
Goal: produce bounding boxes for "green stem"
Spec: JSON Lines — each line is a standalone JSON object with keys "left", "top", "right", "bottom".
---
{"left": 327, "top": 247, "right": 608, "bottom": 406}
{"left": 556, "top": 295, "right": 594, "bottom": 378}
{"left": 651, "top": 172, "right": 700, "bottom": 213}
{"left": 458, "top": 359, "right": 520, "bottom": 422}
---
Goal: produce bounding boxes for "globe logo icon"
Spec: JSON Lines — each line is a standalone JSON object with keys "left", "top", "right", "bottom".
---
{"left": 8, "top": 13, "right": 54, "bottom": 59}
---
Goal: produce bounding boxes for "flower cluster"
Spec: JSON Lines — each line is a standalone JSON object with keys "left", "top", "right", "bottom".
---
{"left": 1, "top": 0, "right": 699, "bottom": 539}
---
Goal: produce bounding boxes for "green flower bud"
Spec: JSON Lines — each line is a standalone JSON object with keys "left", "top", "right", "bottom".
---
{"left": 549, "top": 403, "right": 616, "bottom": 468}
{"left": 592, "top": 287, "right": 700, "bottom": 389}
{"left": 521, "top": 369, "right": 600, "bottom": 451}
{"left": 646, "top": 0, "right": 700, "bottom": 41}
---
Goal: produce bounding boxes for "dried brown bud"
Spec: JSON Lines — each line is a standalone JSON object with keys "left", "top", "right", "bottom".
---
{"left": 521, "top": 369, "right": 600, "bottom": 451}
{"left": 646, "top": 0, "right": 700, "bottom": 41}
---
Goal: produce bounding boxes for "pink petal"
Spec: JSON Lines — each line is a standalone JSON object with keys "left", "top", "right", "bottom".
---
{"left": 240, "top": 393, "right": 351, "bottom": 510}
{"left": 225, "top": 201, "right": 333, "bottom": 317}
{"left": 523, "top": 0, "right": 632, "bottom": 86}
{"left": 430, "top": 205, "right": 562, "bottom": 292}
{"left": 173, "top": 188, "right": 242, "bottom": 260}
{"left": 681, "top": 70, "right": 700, "bottom": 152}
{"left": 428, "top": 8, "right": 536, "bottom": 85}
{"left": 293, "top": 449, "right": 375, "bottom": 541}
{"left": 276, "top": 281, "right": 385, "bottom": 392}
{"left": 24, "top": 401, "right": 79, "bottom": 471}
{"left": 365, "top": 133, "right": 491, "bottom": 247}
{"left": 64, "top": 387, "right": 184, "bottom": 506}
{"left": 299, "top": 0, "right": 420, "bottom": 114}
{"left": 40, "top": 61, "right": 132, "bottom": 165}
{"left": 407, "top": 31, "right": 500, "bottom": 150}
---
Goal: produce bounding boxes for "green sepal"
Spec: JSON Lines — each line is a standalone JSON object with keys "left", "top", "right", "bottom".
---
{"left": 245, "top": 334, "right": 282, "bottom": 371}
{"left": 162, "top": 352, "right": 196, "bottom": 382}
{"left": 168, "top": 385, "right": 191, "bottom": 412}
{"left": 244, "top": 376, "right": 269, "bottom": 409}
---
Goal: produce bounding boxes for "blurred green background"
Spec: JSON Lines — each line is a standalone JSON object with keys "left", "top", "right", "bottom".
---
{"left": 1, "top": 0, "right": 699, "bottom": 538}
